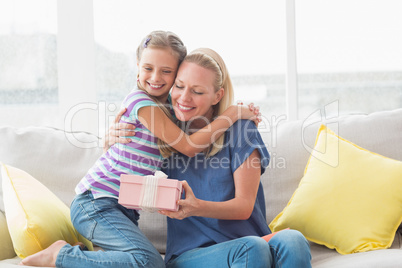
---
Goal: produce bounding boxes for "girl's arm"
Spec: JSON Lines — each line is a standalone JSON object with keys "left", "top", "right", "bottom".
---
{"left": 137, "top": 104, "right": 260, "bottom": 157}
{"left": 159, "top": 149, "right": 262, "bottom": 220}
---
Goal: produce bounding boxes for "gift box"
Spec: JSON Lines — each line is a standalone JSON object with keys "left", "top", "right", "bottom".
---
{"left": 118, "top": 171, "right": 182, "bottom": 212}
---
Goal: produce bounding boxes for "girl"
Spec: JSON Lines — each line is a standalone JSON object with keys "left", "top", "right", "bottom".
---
{"left": 21, "top": 31, "right": 259, "bottom": 268}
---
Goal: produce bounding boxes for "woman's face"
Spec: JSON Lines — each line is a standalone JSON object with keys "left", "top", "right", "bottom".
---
{"left": 171, "top": 61, "right": 223, "bottom": 123}
{"left": 137, "top": 48, "right": 179, "bottom": 102}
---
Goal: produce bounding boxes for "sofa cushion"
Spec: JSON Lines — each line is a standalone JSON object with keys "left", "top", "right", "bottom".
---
{"left": 312, "top": 248, "right": 402, "bottom": 268}
{"left": 0, "top": 256, "right": 21, "bottom": 267}
{"left": 311, "top": 230, "right": 402, "bottom": 267}
{"left": 1, "top": 163, "right": 93, "bottom": 259}
{"left": 269, "top": 124, "right": 402, "bottom": 254}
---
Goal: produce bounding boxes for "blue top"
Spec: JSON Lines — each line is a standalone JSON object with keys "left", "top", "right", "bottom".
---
{"left": 162, "top": 120, "right": 271, "bottom": 263}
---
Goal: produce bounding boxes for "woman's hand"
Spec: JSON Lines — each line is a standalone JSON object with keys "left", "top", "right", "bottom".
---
{"left": 102, "top": 107, "right": 136, "bottom": 152}
{"left": 158, "top": 181, "right": 200, "bottom": 220}
{"left": 159, "top": 150, "right": 261, "bottom": 221}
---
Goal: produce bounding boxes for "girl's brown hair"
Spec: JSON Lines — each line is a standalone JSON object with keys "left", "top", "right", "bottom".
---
{"left": 135, "top": 31, "right": 187, "bottom": 158}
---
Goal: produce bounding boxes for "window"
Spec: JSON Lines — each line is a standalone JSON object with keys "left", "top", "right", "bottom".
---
{"left": 296, "top": 0, "right": 402, "bottom": 119}
{"left": 2, "top": 1, "right": 400, "bottom": 132}
{"left": 0, "top": 0, "right": 58, "bottom": 127}
{"left": 93, "top": 0, "right": 287, "bottom": 122}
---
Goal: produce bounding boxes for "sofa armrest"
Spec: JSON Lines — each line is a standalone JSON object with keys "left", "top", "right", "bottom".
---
{"left": 0, "top": 210, "right": 16, "bottom": 260}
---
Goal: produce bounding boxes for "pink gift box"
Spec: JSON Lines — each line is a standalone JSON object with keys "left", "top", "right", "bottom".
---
{"left": 118, "top": 174, "right": 182, "bottom": 212}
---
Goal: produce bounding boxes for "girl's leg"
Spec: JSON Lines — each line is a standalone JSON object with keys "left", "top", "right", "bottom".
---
{"left": 58, "top": 191, "right": 164, "bottom": 268}
{"left": 166, "top": 236, "right": 272, "bottom": 268}
{"left": 268, "top": 229, "right": 312, "bottom": 268}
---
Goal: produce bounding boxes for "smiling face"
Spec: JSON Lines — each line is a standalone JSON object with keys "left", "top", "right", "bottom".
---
{"left": 171, "top": 61, "right": 224, "bottom": 125}
{"left": 137, "top": 47, "right": 179, "bottom": 102}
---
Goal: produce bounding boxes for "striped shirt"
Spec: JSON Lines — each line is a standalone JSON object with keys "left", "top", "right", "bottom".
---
{"left": 75, "top": 88, "right": 164, "bottom": 199}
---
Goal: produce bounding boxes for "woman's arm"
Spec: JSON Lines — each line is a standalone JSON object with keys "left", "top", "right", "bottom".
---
{"left": 159, "top": 149, "right": 262, "bottom": 220}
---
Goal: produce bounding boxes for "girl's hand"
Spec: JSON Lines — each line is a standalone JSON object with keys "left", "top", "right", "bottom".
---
{"left": 102, "top": 107, "right": 136, "bottom": 152}
{"left": 158, "top": 181, "right": 200, "bottom": 220}
{"left": 235, "top": 101, "right": 262, "bottom": 126}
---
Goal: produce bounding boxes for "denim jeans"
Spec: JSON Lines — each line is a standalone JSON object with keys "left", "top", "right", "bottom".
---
{"left": 55, "top": 191, "right": 164, "bottom": 268}
{"left": 166, "top": 229, "right": 311, "bottom": 268}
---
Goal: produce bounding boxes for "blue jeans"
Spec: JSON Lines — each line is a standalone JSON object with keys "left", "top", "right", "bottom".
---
{"left": 166, "top": 230, "right": 311, "bottom": 268}
{"left": 55, "top": 191, "right": 164, "bottom": 268}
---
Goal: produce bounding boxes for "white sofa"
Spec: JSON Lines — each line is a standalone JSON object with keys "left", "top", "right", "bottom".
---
{"left": 1, "top": 108, "right": 402, "bottom": 267}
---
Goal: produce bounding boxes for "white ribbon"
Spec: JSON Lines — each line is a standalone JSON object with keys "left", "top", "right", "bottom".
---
{"left": 139, "top": 171, "right": 168, "bottom": 212}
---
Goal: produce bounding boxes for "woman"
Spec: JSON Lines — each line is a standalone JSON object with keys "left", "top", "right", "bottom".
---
{"left": 112, "top": 48, "right": 312, "bottom": 267}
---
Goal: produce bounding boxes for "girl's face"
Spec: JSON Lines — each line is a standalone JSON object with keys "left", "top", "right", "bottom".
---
{"left": 137, "top": 48, "right": 179, "bottom": 102}
{"left": 171, "top": 61, "right": 223, "bottom": 123}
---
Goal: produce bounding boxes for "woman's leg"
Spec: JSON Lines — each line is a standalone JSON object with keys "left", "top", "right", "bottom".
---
{"left": 24, "top": 191, "right": 164, "bottom": 268}
{"left": 268, "top": 229, "right": 312, "bottom": 268}
{"left": 166, "top": 236, "right": 272, "bottom": 268}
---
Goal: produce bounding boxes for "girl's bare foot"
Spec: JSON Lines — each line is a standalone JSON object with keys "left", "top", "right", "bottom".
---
{"left": 19, "top": 240, "right": 68, "bottom": 267}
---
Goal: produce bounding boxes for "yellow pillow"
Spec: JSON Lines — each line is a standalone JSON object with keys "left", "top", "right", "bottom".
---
{"left": 1, "top": 163, "right": 93, "bottom": 259}
{"left": 269, "top": 125, "right": 402, "bottom": 255}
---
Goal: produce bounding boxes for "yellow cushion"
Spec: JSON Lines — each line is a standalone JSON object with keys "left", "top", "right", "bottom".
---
{"left": 1, "top": 163, "right": 93, "bottom": 259}
{"left": 269, "top": 125, "right": 402, "bottom": 254}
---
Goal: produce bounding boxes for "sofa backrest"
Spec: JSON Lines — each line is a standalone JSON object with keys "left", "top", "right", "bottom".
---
{"left": 261, "top": 108, "right": 402, "bottom": 224}
{"left": 0, "top": 126, "right": 103, "bottom": 212}
{"left": 0, "top": 108, "right": 401, "bottom": 255}
{"left": 0, "top": 126, "right": 171, "bottom": 253}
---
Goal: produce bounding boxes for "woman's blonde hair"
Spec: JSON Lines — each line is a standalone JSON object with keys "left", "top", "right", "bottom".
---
{"left": 135, "top": 31, "right": 187, "bottom": 158}
{"left": 161, "top": 47, "right": 234, "bottom": 158}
